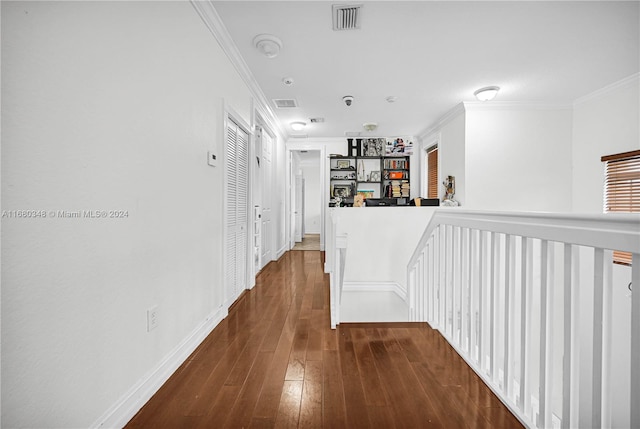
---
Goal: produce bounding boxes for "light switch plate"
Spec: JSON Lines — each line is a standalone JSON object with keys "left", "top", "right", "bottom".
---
{"left": 208, "top": 151, "right": 217, "bottom": 167}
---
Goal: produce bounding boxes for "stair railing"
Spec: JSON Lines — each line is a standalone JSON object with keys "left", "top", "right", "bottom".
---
{"left": 407, "top": 209, "right": 640, "bottom": 429}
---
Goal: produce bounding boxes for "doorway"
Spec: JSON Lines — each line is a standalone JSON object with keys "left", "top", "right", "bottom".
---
{"left": 291, "top": 150, "right": 322, "bottom": 251}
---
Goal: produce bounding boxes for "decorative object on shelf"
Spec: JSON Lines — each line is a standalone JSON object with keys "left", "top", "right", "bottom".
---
{"left": 442, "top": 175, "right": 459, "bottom": 206}
{"left": 385, "top": 137, "right": 414, "bottom": 156}
{"left": 357, "top": 160, "right": 365, "bottom": 181}
{"left": 357, "top": 190, "right": 374, "bottom": 199}
{"left": 363, "top": 138, "right": 385, "bottom": 156}
{"left": 353, "top": 194, "right": 364, "bottom": 207}
{"left": 370, "top": 171, "right": 381, "bottom": 181}
{"left": 337, "top": 160, "right": 350, "bottom": 169}
{"left": 333, "top": 185, "right": 351, "bottom": 198}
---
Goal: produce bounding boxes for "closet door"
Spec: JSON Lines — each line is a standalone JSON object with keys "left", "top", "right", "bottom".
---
{"left": 225, "top": 118, "right": 249, "bottom": 306}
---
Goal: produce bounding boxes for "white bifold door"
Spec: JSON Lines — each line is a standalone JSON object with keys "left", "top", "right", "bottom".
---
{"left": 225, "top": 117, "right": 249, "bottom": 308}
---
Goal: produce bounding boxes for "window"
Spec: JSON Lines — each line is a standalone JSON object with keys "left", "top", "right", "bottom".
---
{"left": 427, "top": 146, "right": 438, "bottom": 199}
{"left": 602, "top": 149, "right": 640, "bottom": 265}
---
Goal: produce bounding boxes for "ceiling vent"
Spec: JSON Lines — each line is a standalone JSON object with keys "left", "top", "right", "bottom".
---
{"left": 273, "top": 99, "right": 298, "bottom": 108}
{"left": 333, "top": 4, "right": 363, "bottom": 31}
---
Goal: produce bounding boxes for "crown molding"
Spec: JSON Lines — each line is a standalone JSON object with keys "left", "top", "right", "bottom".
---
{"left": 462, "top": 101, "right": 573, "bottom": 111}
{"left": 189, "top": 0, "right": 287, "bottom": 140}
{"left": 417, "top": 102, "right": 465, "bottom": 141}
{"left": 573, "top": 72, "right": 640, "bottom": 106}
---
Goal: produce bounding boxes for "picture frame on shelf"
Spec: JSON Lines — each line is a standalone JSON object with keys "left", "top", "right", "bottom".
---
{"left": 337, "top": 160, "right": 351, "bottom": 169}
{"left": 370, "top": 171, "right": 381, "bottom": 181}
{"left": 363, "top": 138, "right": 385, "bottom": 156}
{"left": 333, "top": 185, "right": 351, "bottom": 198}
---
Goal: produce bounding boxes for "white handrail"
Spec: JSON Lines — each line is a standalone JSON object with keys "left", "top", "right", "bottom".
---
{"left": 407, "top": 209, "right": 640, "bottom": 429}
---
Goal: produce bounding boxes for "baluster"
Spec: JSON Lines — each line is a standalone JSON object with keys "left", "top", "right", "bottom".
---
{"left": 490, "top": 231, "right": 496, "bottom": 379}
{"left": 562, "top": 243, "right": 573, "bottom": 429}
{"left": 459, "top": 227, "right": 465, "bottom": 346}
{"left": 479, "top": 230, "right": 485, "bottom": 369}
{"left": 632, "top": 253, "right": 640, "bottom": 429}
{"left": 504, "top": 234, "right": 512, "bottom": 400}
{"left": 539, "top": 240, "right": 550, "bottom": 429}
{"left": 519, "top": 236, "right": 528, "bottom": 413}
{"left": 592, "top": 248, "right": 605, "bottom": 428}
{"left": 470, "top": 229, "right": 478, "bottom": 363}
{"left": 467, "top": 228, "right": 473, "bottom": 354}
{"left": 427, "top": 241, "right": 433, "bottom": 323}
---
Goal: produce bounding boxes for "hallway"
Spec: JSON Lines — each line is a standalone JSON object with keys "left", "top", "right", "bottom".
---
{"left": 126, "top": 251, "right": 523, "bottom": 428}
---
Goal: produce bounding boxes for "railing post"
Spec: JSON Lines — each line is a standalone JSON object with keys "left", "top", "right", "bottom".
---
{"left": 539, "top": 240, "right": 549, "bottom": 429}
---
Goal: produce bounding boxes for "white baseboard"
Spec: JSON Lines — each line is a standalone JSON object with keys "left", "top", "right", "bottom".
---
{"left": 342, "top": 281, "right": 406, "bottom": 302}
{"left": 90, "top": 306, "right": 227, "bottom": 429}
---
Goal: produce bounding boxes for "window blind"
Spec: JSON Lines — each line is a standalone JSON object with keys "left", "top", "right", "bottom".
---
{"left": 428, "top": 147, "right": 438, "bottom": 199}
{"left": 602, "top": 149, "right": 640, "bottom": 265}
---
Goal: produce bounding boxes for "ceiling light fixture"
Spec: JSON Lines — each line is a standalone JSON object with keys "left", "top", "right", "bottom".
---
{"left": 290, "top": 121, "right": 306, "bottom": 131}
{"left": 253, "top": 34, "right": 283, "bottom": 58}
{"left": 363, "top": 122, "right": 377, "bottom": 132}
{"left": 474, "top": 86, "right": 500, "bottom": 101}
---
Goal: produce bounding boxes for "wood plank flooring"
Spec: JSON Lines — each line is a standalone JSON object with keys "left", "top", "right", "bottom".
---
{"left": 126, "top": 251, "right": 524, "bottom": 429}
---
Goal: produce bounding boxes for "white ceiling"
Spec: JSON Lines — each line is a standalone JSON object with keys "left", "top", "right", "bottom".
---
{"left": 212, "top": 1, "right": 639, "bottom": 139}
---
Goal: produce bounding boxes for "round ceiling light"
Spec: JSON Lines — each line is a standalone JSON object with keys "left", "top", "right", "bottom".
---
{"left": 363, "top": 122, "right": 378, "bottom": 132}
{"left": 253, "top": 34, "right": 283, "bottom": 58}
{"left": 290, "top": 121, "right": 306, "bottom": 131}
{"left": 474, "top": 86, "right": 500, "bottom": 101}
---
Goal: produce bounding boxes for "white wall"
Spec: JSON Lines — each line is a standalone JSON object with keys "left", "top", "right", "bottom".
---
{"left": 571, "top": 74, "right": 638, "bottom": 429}
{"left": 572, "top": 74, "right": 639, "bottom": 213}
{"left": 1, "top": 2, "right": 259, "bottom": 427}
{"left": 301, "top": 160, "right": 321, "bottom": 234}
{"left": 335, "top": 207, "right": 435, "bottom": 289}
{"left": 464, "top": 104, "right": 573, "bottom": 212}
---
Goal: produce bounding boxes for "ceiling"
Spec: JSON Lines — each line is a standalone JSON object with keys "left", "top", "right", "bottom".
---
{"left": 212, "top": 1, "right": 639, "bottom": 139}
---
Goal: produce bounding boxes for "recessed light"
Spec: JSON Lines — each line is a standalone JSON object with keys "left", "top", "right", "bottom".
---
{"left": 282, "top": 77, "right": 294, "bottom": 86}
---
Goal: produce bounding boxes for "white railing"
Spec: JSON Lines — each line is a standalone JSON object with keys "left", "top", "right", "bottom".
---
{"left": 326, "top": 210, "right": 347, "bottom": 329}
{"left": 407, "top": 209, "right": 640, "bottom": 429}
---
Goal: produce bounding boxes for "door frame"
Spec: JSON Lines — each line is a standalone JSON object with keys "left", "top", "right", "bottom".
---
{"left": 286, "top": 145, "right": 326, "bottom": 251}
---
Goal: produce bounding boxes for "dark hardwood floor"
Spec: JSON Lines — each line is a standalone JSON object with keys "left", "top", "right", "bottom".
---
{"left": 126, "top": 251, "right": 524, "bottom": 429}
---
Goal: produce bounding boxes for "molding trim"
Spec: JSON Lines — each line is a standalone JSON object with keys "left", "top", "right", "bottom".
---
{"left": 573, "top": 72, "right": 640, "bottom": 106}
{"left": 90, "top": 306, "right": 227, "bottom": 429}
{"left": 276, "top": 244, "right": 287, "bottom": 259}
{"left": 342, "top": 281, "right": 406, "bottom": 302}
{"left": 417, "top": 102, "right": 465, "bottom": 141}
{"left": 462, "top": 101, "right": 573, "bottom": 111}
{"left": 189, "top": 0, "right": 287, "bottom": 140}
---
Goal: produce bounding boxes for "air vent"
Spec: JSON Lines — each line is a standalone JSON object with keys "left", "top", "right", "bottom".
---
{"left": 273, "top": 99, "right": 298, "bottom": 108}
{"left": 333, "top": 4, "right": 363, "bottom": 31}
{"left": 310, "top": 117, "right": 325, "bottom": 123}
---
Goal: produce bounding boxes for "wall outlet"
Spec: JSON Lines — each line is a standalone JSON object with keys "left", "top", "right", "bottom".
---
{"left": 147, "top": 306, "right": 158, "bottom": 332}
